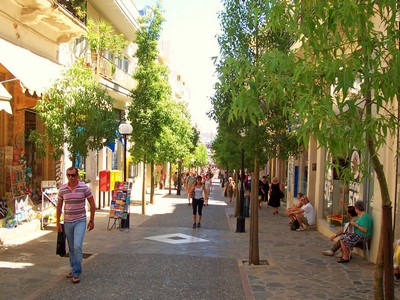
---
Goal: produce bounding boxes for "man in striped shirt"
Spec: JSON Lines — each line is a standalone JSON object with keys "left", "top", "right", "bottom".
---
{"left": 56, "top": 166, "right": 95, "bottom": 284}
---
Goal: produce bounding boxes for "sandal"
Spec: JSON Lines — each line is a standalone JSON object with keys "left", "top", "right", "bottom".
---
{"left": 337, "top": 258, "right": 350, "bottom": 263}
{"left": 72, "top": 276, "right": 80, "bottom": 283}
{"left": 66, "top": 273, "right": 73, "bottom": 278}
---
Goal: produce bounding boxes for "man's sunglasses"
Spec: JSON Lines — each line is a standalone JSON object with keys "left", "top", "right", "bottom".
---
{"left": 67, "top": 174, "right": 77, "bottom": 178}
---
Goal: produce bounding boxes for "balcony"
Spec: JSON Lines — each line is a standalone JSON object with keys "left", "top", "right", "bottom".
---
{"left": 99, "top": 57, "right": 136, "bottom": 91}
{"left": 90, "top": 54, "right": 136, "bottom": 104}
{"left": 1, "top": 0, "right": 86, "bottom": 44}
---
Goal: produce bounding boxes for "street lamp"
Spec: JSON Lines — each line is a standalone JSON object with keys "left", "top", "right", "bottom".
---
{"left": 236, "top": 147, "right": 245, "bottom": 233}
{"left": 118, "top": 120, "right": 132, "bottom": 229}
{"left": 118, "top": 121, "right": 133, "bottom": 181}
{"left": 176, "top": 158, "right": 181, "bottom": 196}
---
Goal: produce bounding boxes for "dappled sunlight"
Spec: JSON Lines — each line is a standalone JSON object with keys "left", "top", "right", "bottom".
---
{"left": 207, "top": 200, "right": 228, "bottom": 206}
{"left": 0, "top": 261, "right": 34, "bottom": 269}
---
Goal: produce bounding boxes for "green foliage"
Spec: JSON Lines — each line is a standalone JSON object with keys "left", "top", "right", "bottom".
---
{"left": 27, "top": 130, "right": 46, "bottom": 158}
{"left": 154, "top": 99, "right": 193, "bottom": 164}
{"left": 284, "top": 0, "right": 399, "bottom": 186}
{"left": 211, "top": 0, "right": 302, "bottom": 166}
{"left": 193, "top": 144, "right": 209, "bottom": 167}
{"left": 128, "top": 2, "right": 192, "bottom": 165}
{"left": 34, "top": 59, "right": 119, "bottom": 162}
{"left": 86, "top": 18, "right": 129, "bottom": 58}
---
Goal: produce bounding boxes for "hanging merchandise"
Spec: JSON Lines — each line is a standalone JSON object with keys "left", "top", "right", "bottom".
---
{"left": 41, "top": 181, "right": 58, "bottom": 229}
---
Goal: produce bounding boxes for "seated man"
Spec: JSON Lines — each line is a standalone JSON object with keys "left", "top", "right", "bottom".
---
{"left": 287, "top": 192, "right": 304, "bottom": 224}
{"left": 322, "top": 206, "right": 358, "bottom": 256}
{"left": 337, "top": 200, "right": 373, "bottom": 263}
{"left": 290, "top": 197, "right": 315, "bottom": 231}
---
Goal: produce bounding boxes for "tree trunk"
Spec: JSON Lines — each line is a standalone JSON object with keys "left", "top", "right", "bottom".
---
{"left": 150, "top": 161, "right": 154, "bottom": 204}
{"left": 141, "top": 153, "right": 146, "bottom": 215}
{"left": 249, "top": 157, "right": 260, "bottom": 265}
{"left": 366, "top": 87, "right": 393, "bottom": 299}
{"left": 168, "top": 162, "right": 172, "bottom": 195}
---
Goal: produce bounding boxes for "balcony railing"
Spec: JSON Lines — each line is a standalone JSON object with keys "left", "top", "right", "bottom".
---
{"left": 57, "top": 0, "right": 87, "bottom": 23}
{"left": 95, "top": 56, "right": 136, "bottom": 91}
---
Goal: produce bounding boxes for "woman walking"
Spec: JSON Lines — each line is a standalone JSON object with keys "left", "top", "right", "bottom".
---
{"left": 268, "top": 177, "right": 284, "bottom": 214}
{"left": 188, "top": 176, "right": 207, "bottom": 228}
{"left": 204, "top": 173, "right": 212, "bottom": 206}
{"left": 224, "top": 177, "right": 235, "bottom": 204}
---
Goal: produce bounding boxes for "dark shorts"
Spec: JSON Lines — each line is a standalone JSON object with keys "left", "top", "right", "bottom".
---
{"left": 192, "top": 198, "right": 204, "bottom": 215}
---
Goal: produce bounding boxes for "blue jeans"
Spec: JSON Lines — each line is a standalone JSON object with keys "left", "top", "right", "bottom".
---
{"left": 64, "top": 219, "right": 86, "bottom": 277}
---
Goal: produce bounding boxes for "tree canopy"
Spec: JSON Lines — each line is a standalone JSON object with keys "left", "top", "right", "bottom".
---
{"left": 33, "top": 59, "right": 118, "bottom": 163}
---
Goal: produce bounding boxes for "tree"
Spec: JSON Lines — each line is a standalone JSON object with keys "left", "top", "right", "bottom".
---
{"left": 85, "top": 18, "right": 129, "bottom": 76}
{"left": 33, "top": 59, "right": 119, "bottom": 164}
{"left": 234, "top": 0, "right": 398, "bottom": 297}
{"left": 193, "top": 144, "right": 209, "bottom": 168}
{"left": 214, "top": 0, "right": 301, "bottom": 265}
{"left": 155, "top": 99, "right": 193, "bottom": 194}
{"left": 128, "top": 2, "right": 171, "bottom": 212}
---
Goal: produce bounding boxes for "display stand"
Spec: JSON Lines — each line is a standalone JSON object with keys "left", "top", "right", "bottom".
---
{"left": 41, "top": 180, "right": 58, "bottom": 229}
{"left": 107, "top": 181, "right": 131, "bottom": 232}
{"left": 7, "top": 165, "right": 34, "bottom": 227}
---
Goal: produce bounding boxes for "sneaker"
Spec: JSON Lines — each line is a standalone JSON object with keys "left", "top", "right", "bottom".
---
{"left": 192, "top": 223, "right": 196, "bottom": 228}
{"left": 336, "top": 252, "right": 352, "bottom": 259}
{"left": 296, "top": 227, "right": 305, "bottom": 231}
{"left": 322, "top": 250, "right": 334, "bottom": 256}
{"left": 197, "top": 223, "right": 201, "bottom": 228}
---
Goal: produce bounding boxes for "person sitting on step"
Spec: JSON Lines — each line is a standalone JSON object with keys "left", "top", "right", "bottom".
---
{"left": 337, "top": 200, "right": 373, "bottom": 263}
{"left": 322, "top": 206, "right": 358, "bottom": 257}
{"left": 290, "top": 196, "right": 315, "bottom": 231}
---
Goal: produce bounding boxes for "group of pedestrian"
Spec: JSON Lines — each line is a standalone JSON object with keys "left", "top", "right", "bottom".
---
{"left": 249, "top": 174, "right": 285, "bottom": 215}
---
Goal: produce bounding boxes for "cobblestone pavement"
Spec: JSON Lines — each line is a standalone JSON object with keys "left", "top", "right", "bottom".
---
{"left": 1, "top": 180, "right": 400, "bottom": 299}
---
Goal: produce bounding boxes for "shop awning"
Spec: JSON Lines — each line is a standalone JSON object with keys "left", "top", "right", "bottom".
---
{"left": 0, "top": 83, "right": 12, "bottom": 114}
{"left": 0, "top": 38, "right": 62, "bottom": 96}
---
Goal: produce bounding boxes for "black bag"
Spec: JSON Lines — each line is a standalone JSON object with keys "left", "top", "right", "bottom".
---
{"left": 290, "top": 219, "right": 300, "bottom": 230}
{"left": 56, "top": 224, "right": 66, "bottom": 257}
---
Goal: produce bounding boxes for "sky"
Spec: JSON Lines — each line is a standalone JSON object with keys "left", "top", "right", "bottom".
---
{"left": 134, "top": 0, "right": 223, "bottom": 138}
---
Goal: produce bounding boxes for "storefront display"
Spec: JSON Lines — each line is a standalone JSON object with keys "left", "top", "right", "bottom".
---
{"left": 41, "top": 180, "right": 58, "bottom": 229}
{"left": 107, "top": 181, "right": 131, "bottom": 231}
{"left": 323, "top": 152, "right": 364, "bottom": 228}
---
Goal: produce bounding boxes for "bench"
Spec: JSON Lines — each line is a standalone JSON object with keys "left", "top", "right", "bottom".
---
{"left": 353, "top": 238, "right": 371, "bottom": 262}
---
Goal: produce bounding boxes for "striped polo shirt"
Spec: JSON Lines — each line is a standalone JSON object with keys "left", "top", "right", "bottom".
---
{"left": 58, "top": 181, "right": 93, "bottom": 222}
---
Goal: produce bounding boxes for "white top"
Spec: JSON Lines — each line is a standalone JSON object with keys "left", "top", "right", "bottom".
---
{"left": 194, "top": 186, "right": 204, "bottom": 199}
{"left": 302, "top": 203, "right": 315, "bottom": 225}
{"left": 204, "top": 179, "right": 212, "bottom": 190}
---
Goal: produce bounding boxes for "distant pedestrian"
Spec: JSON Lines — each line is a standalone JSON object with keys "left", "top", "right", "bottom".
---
{"left": 204, "top": 173, "right": 212, "bottom": 206}
{"left": 56, "top": 166, "right": 96, "bottom": 284}
{"left": 224, "top": 177, "right": 235, "bottom": 204}
{"left": 173, "top": 172, "right": 178, "bottom": 189}
{"left": 160, "top": 170, "right": 165, "bottom": 189}
{"left": 188, "top": 175, "right": 207, "bottom": 228}
{"left": 268, "top": 177, "right": 284, "bottom": 214}
{"left": 258, "top": 176, "right": 269, "bottom": 209}
{"left": 185, "top": 172, "right": 196, "bottom": 205}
